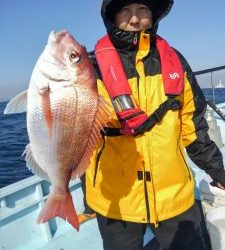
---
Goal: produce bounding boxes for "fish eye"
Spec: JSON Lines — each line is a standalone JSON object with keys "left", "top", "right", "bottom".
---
{"left": 69, "top": 51, "right": 81, "bottom": 63}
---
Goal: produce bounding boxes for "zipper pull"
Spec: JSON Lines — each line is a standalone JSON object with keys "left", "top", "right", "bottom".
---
{"left": 133, "top": 33, "right": 138, "bottom": 46}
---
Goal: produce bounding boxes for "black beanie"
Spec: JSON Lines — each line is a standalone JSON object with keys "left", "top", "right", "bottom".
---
{"left": 106, "top": 0, "right": 155, "bottom": 22}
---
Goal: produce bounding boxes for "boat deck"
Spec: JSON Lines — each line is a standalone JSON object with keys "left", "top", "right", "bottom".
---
{"left": 1, "top": 103, "right": 225, "bottom": 250}
{"left": 33, "top": 218, "right": 103, "bottom": 250}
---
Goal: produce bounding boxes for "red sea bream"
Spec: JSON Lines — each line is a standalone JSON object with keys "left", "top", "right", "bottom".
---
{"left": 4, "top": 30, "right": 110, "bottom": 231}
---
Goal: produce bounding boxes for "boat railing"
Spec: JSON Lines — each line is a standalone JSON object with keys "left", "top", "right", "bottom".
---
{"left": 194, "top": 65, "right": 225, "bottom": 105}
{"left": 194, "top": 66, "right": 225, "bottom": 147}
{"left": 0, "top": 175, "right": 84, "bottom": 249}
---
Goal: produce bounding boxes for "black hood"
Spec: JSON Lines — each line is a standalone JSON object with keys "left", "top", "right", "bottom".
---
{"left": 101, "top": 0, "right": 173, "bottom": 33}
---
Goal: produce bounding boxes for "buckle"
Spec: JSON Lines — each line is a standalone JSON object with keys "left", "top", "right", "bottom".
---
{"left": 153, "top": 111, "right": 161, "bottom": 122}
{"left": 166, "top": 97, "right": 181, "bottom": 111}
{"left": 170, "top": 100, "right": 181, "bottom": 110}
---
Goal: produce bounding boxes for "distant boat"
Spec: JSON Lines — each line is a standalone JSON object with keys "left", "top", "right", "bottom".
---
{"left": 215, "top": 79, "right": 225, "bottom": 88}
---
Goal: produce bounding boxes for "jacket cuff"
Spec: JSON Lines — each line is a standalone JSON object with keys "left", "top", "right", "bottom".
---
{"left": 209, "top": 168, "right": 225, "bottom": 187}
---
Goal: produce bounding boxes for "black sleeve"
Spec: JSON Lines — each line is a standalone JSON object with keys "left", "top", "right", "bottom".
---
{"left": 176, "top": 50, "right": 225, "bottom": 187}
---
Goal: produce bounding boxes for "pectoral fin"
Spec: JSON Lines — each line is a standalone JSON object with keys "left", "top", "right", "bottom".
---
{"left": 4, "top": 90, "right": 27, "bottom": 114}
{"left": 71, "top": 96, "right": 111, "bottom": 179}
{"left": 23, "top": 144, "right": 50, "bottom": 181}
{"left": 40, "top": 88, "right": 53, "bottom": 135}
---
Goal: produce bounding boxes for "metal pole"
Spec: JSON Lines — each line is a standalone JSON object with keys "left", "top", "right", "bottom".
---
{"left": 211, "top": 72, "right": 215, "bottom": 104}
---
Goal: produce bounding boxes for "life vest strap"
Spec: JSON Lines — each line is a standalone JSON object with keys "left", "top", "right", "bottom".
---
{"left": 103, "top": 97, "right": 181, "bottom": 136}
{"left": 133, "top": 97, "right": 181, "bottom": 135}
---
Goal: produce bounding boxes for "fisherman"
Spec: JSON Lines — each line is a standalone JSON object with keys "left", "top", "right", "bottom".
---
{"left": 83, "top": 0, "right": 225, "bottom": 249}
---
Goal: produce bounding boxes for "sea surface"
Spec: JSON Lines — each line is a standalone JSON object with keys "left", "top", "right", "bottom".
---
{"left": 1, "top": 88, "right": 225, "bottom": 188}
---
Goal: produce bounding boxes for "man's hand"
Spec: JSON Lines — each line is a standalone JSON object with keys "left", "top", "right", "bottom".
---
{"left": 211, "top": 181, "right": 225, "bottom": 190}
{"left": 216, "top": 182, "right": 225, "bottom": 190}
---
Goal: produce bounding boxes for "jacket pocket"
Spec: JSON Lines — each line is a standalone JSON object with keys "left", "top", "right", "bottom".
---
{"left": 179, "top": 145, "right": 191, "bottom": 180}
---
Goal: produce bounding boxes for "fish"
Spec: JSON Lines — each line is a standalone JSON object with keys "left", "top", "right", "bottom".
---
{"left": 4, "top": 30, "right": 110, "bottom": 231}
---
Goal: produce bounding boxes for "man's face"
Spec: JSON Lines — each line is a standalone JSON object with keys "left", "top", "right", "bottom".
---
{"left": 114, "top": 3, "right": 153, "bottom": 32}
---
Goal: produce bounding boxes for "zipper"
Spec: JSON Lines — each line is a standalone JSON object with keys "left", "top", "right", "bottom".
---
{"left": 179, "top": 145, "right": 191, "bottom": 180}
{"left": 150, "top": 176, "right": 159, "bottom": 227}
{"left": 148, "top": 132, "right": 159, "bottom": 227}
{"left": 143, "top": 172, "right": 151, "bottom": 223}
{"left": 93, "top": 134, "right": 105, "bottom": 187}
{"left": 143, "top": 169, "right": 159, "bottom": 226}
{"left": 133, "top": 33, "right": 138, "bottom": 46}
{"left": 137, "top": 77, "right": 140, "bottom": 102}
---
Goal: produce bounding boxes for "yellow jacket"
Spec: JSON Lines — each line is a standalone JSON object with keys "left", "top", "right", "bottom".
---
{"left": 86, "top": 31, "right": 224, "bottom": 226}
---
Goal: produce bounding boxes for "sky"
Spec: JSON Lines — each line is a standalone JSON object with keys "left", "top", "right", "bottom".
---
{"left": 1, "top": 0, "right": 225, "bottom": 100}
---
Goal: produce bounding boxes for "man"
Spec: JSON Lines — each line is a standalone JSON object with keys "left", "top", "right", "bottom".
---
{"left": 84, "top": 0, "right": 225, "bottom": 249}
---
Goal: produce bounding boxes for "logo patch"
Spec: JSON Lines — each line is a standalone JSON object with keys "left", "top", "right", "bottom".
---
{"left": 169, "top": 73, "right": 179, "bottom": 79}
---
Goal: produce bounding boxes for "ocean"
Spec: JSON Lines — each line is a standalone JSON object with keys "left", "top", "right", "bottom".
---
{"left": 1, "top": 88, "right": 225, "bottom": 188}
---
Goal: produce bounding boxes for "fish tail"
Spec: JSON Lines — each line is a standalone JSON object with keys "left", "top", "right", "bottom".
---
{"left": 37, "top": 192, "right": 79, "bottom": 231}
